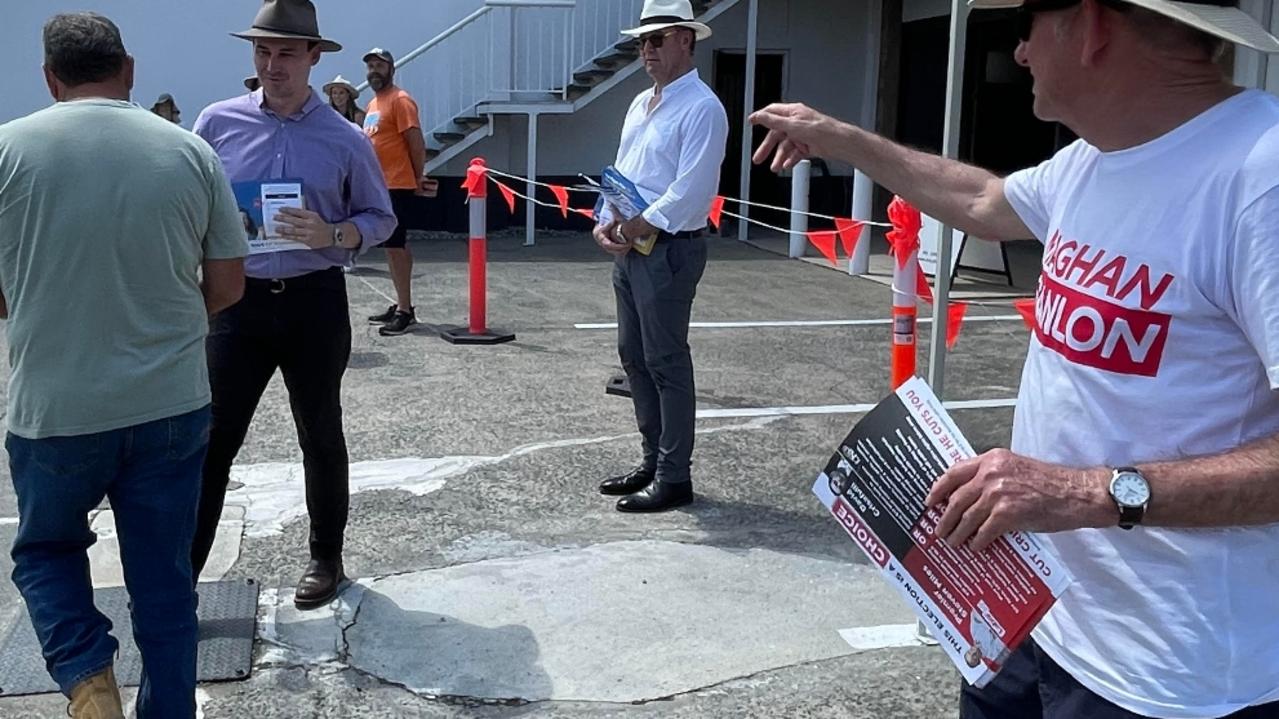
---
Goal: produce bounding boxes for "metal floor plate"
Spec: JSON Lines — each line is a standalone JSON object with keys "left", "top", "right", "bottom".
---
{"left": 0, "top": 578, "right": 259, "bottom": 696}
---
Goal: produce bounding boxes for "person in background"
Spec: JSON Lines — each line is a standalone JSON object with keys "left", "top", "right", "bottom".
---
{"left": 323, "top": 74, "right": 364, "bottom": 126}
{"left": 593, "top": 0, "right": 728, "bottom": 513}
{"left": 150, "top": 92, "right": 180, "bottom": 123}
{"left": 363, "top": 47, "right": 435, "bottom": 336}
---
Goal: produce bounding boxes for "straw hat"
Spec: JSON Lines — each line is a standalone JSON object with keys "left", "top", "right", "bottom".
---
{"left": 970, "top": 0, "right": 1279, "bottom": 53}
{"left": 620, "top": 0, "right": 713, "bottom": 41}
{"left": 322, "top": 75, "right": 360, "bottom": 100}
{"left": 231, "top": 0, "right": 341, "bottom": 53}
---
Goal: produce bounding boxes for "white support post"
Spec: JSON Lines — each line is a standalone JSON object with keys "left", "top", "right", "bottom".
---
{"left": 788, "top": 160, "right": 811, "bottom": 258}
{"left": 849, "top": 0, "right": 882, "bottom": 276}
{"left": 525, "top": 113, "right": 538, "bottom": 247}
{"left": 918, "top": 0, "right": 970, "bottom": 646}
{"left": 925, "top": 0, "right": 970, "bottom": 399}
{"left": 736, "top": 0, "right": 760, "bottom": 242}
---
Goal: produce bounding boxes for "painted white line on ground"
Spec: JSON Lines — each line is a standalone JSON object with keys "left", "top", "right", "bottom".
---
{"left": 838, "top": 624, "right": 931, "bottom": 651}
{"left": 0, "top": 517, "right": 17, "bottom": 526}
{"left": 576, "top": 314, "right": 1024, "bottom": 330}
{"left": 353, "top": 273, "right": 397, "bottom": 306}
{"left": 697, "top": 397, "right": 1016, "bottom": 419}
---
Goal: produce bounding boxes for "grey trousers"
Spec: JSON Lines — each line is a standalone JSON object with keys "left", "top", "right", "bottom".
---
{"left": 612, "top": 235, "right": 708, "bottom": 485}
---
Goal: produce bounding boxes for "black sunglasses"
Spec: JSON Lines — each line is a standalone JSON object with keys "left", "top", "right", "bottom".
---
{"left": 638, "top": 29, "right": 679, "bottom": 49}
{"left": 1015, "top": 0, "right": 1084, "bottom": 42}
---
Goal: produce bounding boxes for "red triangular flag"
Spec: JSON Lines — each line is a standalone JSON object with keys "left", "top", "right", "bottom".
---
{"left": 1013, "top": 298, "right": 1037, "bottom": 331}
{"left": 708, "top": 196, "right": 726, "bottom": 230}
{"left": 575, "top": 208, "right": 595, "bottom": 221}
{"left": 834, "top": 218, "right": 863, "bottom": 257}
{"left": 946, "top": 302, "right": 968, "bottom": 350}
{"left": 550, "top": 185, "right": 569, "bottom": 219}
{"left": 496, "top": 182, "right": 517, "bottom": 213}
{"left": 915, "top": 265, "right": 934, "bottom": 304}
{"left": 806, "top": 231, "right": 839, "bottom": 267}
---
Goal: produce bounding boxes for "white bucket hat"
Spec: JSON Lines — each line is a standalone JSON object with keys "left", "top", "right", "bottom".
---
{"left": 322, "top": 75, "right": 360, "bottom": 100}
{"left": 621, "top": 0, "right": 713, "bottom": 41}
{"left": 970, "top": 0, "right": 1279, "bottom": 53}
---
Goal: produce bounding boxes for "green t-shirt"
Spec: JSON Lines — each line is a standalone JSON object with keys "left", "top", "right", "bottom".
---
{"left": 0, "top": 99, "right": 247, "bottom": 438}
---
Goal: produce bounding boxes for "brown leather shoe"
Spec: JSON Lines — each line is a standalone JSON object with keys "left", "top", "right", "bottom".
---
{"left": 599, "top": 466, "right": 656, "bottom": 496}
{"left": 294, "top": 558, "right": 346, "bottom": 610}
{"left": 68, "top": 666, "right": 124, "bottom": 719}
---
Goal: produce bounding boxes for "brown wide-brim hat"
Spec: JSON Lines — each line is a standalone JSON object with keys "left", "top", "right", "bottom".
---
{"left": 970, "top": 0, "right": 1279, "bottom": 53}
{"left": 231, "top": 0, "right": 342, "bottom": 53}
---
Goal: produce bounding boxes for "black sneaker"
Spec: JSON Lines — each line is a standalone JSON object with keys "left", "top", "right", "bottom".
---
{"left": 378, "top": 308, "right": 417, "bottom": 336}
{"left": 368, "top": 305, "right": 397, "bottom": 324}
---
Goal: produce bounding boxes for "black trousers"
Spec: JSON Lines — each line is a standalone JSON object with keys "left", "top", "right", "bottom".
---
{"left": 961, "top": 639, "right": 1279, "bottom": 719}
{"left": 612, "top": 235, "right": 708, "bottom": 484}
{"left": 191, "top": 268, "right": 352, "bottom": 577}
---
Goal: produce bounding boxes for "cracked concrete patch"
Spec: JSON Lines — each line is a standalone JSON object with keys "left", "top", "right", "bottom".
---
{"left": 335, "top": 540, "right": 914, "bottom": 703}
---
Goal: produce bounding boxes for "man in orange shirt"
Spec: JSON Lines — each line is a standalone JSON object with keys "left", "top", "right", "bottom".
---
{"left": 363, "top": 48, "right": 432, "bottom": 336}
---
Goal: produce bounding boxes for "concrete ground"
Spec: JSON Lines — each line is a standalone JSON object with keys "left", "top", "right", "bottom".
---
{"left": 0, "top": 229, "right": 1037, "bottom": 718}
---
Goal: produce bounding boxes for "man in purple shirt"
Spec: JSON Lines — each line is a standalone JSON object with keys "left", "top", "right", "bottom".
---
{"left": 190, "top": 0, "right": 395, "bottom": 610}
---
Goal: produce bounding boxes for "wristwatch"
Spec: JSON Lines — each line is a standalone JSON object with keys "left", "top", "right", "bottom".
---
{"left": 1108, "top": 466, "right": 1151, "bottom": 530}
{"left": 331, "top": 224, "right": 344, "bottom": 248}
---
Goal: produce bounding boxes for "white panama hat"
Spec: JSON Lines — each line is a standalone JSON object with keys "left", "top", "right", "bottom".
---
{"left": 621, "top": 0, "right": 713, "bottom": 42}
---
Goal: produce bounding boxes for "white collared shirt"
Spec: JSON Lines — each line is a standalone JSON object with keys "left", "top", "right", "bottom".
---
{"left": 597, "top": 69, "right": 729, "bottom": 233}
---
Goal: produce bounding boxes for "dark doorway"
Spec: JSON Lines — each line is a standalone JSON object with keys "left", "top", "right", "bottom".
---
{"left": 894, "top": 11, "right": 1074, "bottom": 172}
{"left": 714, "top": 51, "right": 787, "bottom": 228}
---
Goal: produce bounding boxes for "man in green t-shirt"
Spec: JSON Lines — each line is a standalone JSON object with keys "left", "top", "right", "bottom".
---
{"left": 0, "top": 13, "right": 246, "bottom": 718}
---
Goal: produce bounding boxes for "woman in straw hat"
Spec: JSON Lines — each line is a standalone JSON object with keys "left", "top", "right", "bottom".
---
{"left": 323, "top": 75, "right": 364, "bottom": 126}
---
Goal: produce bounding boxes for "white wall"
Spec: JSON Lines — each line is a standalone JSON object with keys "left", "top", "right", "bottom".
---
{"left": 1234, "top": 0, "right": 1278, "bottom": 95}
{"left": 450, "top": 0, "right": 871, "bottom": 177}
{"left": 0, "top": 0, "right": 482, "bottom": 126}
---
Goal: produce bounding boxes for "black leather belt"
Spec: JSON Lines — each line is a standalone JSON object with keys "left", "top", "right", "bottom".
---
{"left": 659, "top": 229, "right": 704, "bottom": 241}
{"left": 246, "top": 266, "right": 344, "bottom": 295}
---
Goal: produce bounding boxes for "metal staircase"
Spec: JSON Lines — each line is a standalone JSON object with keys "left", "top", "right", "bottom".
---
{"left": 356, "top": 0, "right": 742, "bottom": 174}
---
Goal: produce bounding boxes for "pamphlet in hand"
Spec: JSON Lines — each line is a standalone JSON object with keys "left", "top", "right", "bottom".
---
{"left": 577, "top": 167, "right": 659, "bottom": 256}
{"left": 813, "top": 377, "right": 1072, "bottom": 687}
{"left": 232, "top": 179, "right": 311, "bottom": 255}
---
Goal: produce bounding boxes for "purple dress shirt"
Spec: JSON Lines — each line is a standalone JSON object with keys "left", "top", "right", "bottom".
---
{"left": 194, "top": 89, "right": 396, "bottom": 279}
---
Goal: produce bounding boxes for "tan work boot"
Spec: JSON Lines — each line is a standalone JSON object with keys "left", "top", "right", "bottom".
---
{"left": 68, "top": 666, "right": 124, "bottom": 719}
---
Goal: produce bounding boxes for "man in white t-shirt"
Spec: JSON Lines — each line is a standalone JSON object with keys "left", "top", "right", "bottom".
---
{"left": 751, "top": 1, "right": 1279, "bottom": 718}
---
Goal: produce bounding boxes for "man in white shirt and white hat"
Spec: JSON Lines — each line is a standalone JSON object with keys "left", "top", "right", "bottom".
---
{"left": 753, "top": 1, "right": 1279, "bottom": 717}
{"left": 594, "top": 0, "right": 728, "bottom": 513}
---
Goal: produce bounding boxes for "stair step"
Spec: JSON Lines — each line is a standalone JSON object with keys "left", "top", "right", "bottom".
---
{"left": 433, "top": 131, "right": 466, "bottom": 143}
{"left": 614, "top": 38, "right": 639, "bottom": 53}
{"left": 452, "top": 115, "right": 488, "bottom": 126}
{"left": 595, "top": 52, "right": 636, "bottom": 68}
{"left": 573, "top": 69, "right": 613, "bottom": 85}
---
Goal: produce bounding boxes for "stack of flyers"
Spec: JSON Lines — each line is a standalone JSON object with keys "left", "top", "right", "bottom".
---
{"left": 576, "top": 167, "right": 659, "bottom": 256}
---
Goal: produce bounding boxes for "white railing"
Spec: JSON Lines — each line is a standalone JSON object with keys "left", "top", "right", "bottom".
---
{"left": 359, "top": 0, "right": 649, "bottom": 139}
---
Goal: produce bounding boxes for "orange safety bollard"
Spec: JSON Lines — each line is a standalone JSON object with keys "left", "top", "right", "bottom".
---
{"left": 887, "top": 197, "right": 922, "bottom": 389}
{"left": 441, "top": 158, "right": 516, "bottom": 345}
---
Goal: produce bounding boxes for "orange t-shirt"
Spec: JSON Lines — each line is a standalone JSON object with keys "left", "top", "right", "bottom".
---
{"left": 363, "top": 87, "right": 422, "bottom": 190}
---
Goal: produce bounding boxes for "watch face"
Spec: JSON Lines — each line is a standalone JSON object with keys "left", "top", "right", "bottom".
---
{"left": 1111, "top": 472, "right": 1150, "bottom": 508}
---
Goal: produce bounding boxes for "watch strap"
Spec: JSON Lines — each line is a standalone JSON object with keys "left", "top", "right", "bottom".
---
{"left": 1113, "top": 466, "right": 1145, "bottom": 530}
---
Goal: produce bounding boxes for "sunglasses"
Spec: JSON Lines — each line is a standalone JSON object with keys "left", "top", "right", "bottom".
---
{"left": 1015, "top": 0, "right": 1083, "bottom": 42}
{"left": 638, "top": 29, "right": 680, "bottom": 49}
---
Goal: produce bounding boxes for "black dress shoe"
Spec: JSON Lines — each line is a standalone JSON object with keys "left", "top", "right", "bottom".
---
{"left": 616, "top": 481, "right": 693, "bottom": 513}
{"left": 599, "top": 466, "right": 656, "bottom": 496}
{"left": 294, "top": 558, "right": 346, "bottom": 610}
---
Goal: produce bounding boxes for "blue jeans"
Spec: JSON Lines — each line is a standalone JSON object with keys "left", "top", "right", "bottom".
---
{"left": 8, "top": 406, "right": 210, "bottom": 719}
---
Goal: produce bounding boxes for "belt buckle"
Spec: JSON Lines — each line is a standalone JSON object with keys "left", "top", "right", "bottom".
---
{"left": 268, "top": 279, "right": 286, "bottom": 294}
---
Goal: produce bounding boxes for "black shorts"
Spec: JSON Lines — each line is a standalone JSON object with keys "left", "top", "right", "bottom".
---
{"left": 384, "top": 189, "right": 418, "bottom": 249}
